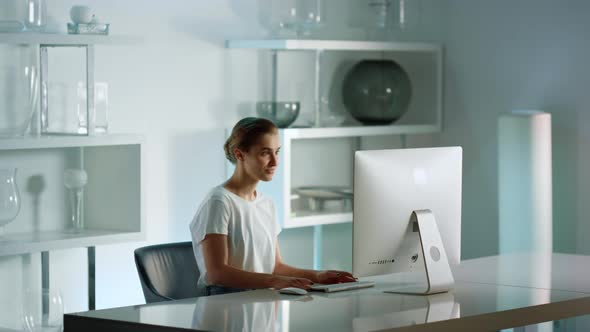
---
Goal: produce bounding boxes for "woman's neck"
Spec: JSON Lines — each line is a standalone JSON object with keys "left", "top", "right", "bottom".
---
{"left": 224, "top": 168, "right": 258, "bottom": 201}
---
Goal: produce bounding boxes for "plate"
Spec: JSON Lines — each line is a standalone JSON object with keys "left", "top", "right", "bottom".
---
{"left": 293, "top": 186, "right": 353, "bottom": 200}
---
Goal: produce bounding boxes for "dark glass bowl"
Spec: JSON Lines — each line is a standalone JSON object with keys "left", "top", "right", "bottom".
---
{"left": 342, "top": 59, "right": 412, "bottom": 125}
{"left": 256, "top": 101, "right": 300, "bottom": 128}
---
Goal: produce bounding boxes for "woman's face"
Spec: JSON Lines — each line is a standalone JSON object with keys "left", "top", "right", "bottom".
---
{"left": 239, "top": 132, "right": 280, "bottom": 182}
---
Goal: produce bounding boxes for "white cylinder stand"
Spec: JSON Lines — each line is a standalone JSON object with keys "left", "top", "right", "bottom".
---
{"left": 498, "top": 110, "right": 552, "bottom": 254}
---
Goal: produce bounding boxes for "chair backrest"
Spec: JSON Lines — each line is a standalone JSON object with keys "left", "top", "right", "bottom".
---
{"left": 134, "top": 241, "right": 200, "bottom": 303}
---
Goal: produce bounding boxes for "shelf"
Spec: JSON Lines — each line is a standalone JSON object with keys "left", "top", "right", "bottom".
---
{"left": 0, "top": 32, "right": 139, "bottom": 45}
{"left": 286, "top": 212, "right": 352, "bottom": 228}
{"left": 226, "top": 39, "right": 441, "bottom": 52}
{"left": 0, "top": 327, "right": 20, "bottom": 332}
{"left": 0, "top": 229, "right": 142, "bottom": 256}
{"left": 226, "top": 38, "right": 443, "bottom": 234}
{"left": 0, "top": 134, "right": 144, "bottom": 150}
{"left": 282, "top": 124, "right": 439, "bottom": 140}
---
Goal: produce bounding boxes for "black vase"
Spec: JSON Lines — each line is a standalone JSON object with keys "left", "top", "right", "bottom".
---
{"left": 342, "top": 59, "right": 412, "bottom": 125}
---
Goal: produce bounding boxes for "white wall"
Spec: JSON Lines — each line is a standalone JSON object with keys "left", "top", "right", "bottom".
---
{"left": 440, "top": 0, "right": 590, "bottom": 259}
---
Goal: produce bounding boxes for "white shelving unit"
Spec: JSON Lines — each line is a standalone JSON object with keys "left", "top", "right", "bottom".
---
{"left": 0, "top": 134, "right": 144, "bottom": 309}
{"left": 276, "top": 124, "right": 439, "bottom": 140}
{"left": 0, "top": 32, "right": 139, "bottom": 45}
{"left": 226, "top": 39, "right": 440, "bottom": 52}
{"left": 0, "top": 135, "right": 144, "bottom": 245}
{"left": 0, "top": 134, "right": 143, "bottom": 150}
{"left": 0, "top": 229, "right": 141, "bottom": 257}
{"left": 227, "top": 39, "right": 443, "bottom": 269}
{"left": 264, "top": 125, "right": 440, "bottom": 230}
{"left": 0, "top": 32, "right": 142, "bottom": 310}
{"left": 1, "top": 32, "right": 140, "bottom": 136}
{"left": 226, "top": 39, "right": 443, "bottom": 130}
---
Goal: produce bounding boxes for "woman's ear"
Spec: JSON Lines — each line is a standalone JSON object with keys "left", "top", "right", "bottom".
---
{"left": 234, "top": 148, "right": 244, "bottom": 162}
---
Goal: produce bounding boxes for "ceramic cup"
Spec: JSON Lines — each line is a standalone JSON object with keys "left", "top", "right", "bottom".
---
{"left": 70, "top": 5, "right": 93, "bottom": 24}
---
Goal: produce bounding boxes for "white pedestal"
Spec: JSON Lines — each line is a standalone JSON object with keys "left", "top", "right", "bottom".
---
{"left": 498, "top": 110, "right": 552, "bottom": 254}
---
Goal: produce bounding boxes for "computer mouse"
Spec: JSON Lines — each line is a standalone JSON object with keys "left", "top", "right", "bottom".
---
{"left": 279, "top": 287, "right": 308, "bottom": 295}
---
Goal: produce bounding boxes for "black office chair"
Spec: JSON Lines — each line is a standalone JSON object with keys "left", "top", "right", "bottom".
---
{"left": 134, "top": 241, "right": 200, "bottom": 303}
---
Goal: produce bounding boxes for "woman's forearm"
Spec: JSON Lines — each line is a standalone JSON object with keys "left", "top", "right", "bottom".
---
{"left": 208, "top": 265, "right": 278, "bottom": 289}
{"left": 273, "top": 262, "right": 319, "bottom": 283}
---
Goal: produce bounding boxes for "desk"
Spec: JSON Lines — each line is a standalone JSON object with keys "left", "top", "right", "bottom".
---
{"left": 65, "top": 254, "right": 590, "bottom": 331}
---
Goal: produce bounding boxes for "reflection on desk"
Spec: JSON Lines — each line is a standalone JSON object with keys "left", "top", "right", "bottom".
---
{"left": 352, "top": 293, "right": 459, "bottom": 332}
{"left": 190, "top": 291, "right": 282, "bottom": 331}
{"left": 190, "top": 289, "right": 459, "bottom": 332}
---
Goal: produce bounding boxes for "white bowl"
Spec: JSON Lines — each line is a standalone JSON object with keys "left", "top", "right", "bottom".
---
{"left": 70, "top": 5, "right": 93, "bottom": 24}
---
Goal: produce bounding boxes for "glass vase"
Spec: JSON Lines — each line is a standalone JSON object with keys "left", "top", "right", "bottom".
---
{"left": 364, "top": 0, "right": 421, "bottom": 39}
{"left": 0, "top": 45, "right": 39, "bottom": 137}
{"left": 21, "top": 288, "right": 64, "bottom": 332}
{"left": 0, "top": 168, "right": 21, "bottom": 238}
{"left": 64, "top": 169, "right": 88, "bottom": 233}
{"left": 270, "top": 0, "right": 326, "bottom": 37}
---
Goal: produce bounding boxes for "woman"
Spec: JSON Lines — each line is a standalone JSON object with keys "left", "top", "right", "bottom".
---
{"left": 190, "top": 117, "right": 356, "bottom": 296}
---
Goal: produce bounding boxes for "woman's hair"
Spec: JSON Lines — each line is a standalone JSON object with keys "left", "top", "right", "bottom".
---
{"left": 224, "top": 117, "right": 278, "bottom": 164}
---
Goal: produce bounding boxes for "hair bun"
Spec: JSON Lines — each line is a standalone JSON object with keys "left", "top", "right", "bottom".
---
{"left": 224, "top": 117, "right": 278, "bottom": 165}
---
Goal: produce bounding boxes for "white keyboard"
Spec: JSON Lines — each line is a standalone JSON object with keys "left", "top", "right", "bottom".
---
{"left": 310, "top": 281, "right": 375, "bottom": 293}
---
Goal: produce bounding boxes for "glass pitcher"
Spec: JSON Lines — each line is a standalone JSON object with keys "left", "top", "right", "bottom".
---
{"left": 0, "top": 168, "right": 21, "bottom": 237}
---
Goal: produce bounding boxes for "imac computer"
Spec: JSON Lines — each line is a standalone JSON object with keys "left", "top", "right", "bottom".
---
{"left": 353, "top": 147, "right": 462, "bottom": 295}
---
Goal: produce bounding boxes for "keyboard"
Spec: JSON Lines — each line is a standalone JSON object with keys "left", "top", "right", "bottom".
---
{"left": 310, "top": 281, "right": 375, "bottom": 293}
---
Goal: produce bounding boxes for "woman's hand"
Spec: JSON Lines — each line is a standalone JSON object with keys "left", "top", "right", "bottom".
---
{"left": 271, "top": 275, "right": 314, "bottom": 290}
{"left": 316, "top": 270, "right": 357, "bottom": 284}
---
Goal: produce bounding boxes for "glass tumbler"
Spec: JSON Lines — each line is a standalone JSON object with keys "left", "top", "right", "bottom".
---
{"left": 25, "top": 0, "right": 47, "bottom": 31}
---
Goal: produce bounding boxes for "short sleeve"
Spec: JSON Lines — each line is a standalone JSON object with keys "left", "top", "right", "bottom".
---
{"left": 272, "top": 200, "right": 282, "bottom": 237}
{"left": 190, "top": 198, "right": 230, "bottom": 245}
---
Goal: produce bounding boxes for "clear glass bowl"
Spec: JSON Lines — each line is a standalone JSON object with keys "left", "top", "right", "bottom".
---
{"left": 256, "top": 101, "right": 300, "bottom": 128}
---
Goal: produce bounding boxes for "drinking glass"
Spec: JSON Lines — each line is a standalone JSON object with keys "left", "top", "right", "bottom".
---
{"left": 25, "top": 0, "right": 47, "bottom": 31}
{"left": 22, "top": 288, "right": 64, "bottom": 332}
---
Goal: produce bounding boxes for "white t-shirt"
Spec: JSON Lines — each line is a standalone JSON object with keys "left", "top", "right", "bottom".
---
{"left": 190, "top": 185, "right": 282, "bottom": 295}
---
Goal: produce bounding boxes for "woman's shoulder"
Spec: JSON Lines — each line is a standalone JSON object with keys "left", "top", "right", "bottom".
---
{"left": 205, "top": 185, "right": 233, "bottom": 203}
{"left": 190, "top": 186, "right": 231, "bottom": 229}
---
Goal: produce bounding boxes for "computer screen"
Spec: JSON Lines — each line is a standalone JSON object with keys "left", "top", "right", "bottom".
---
{"left": 352, "top": 147, "right": 462, "bottom": 280}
